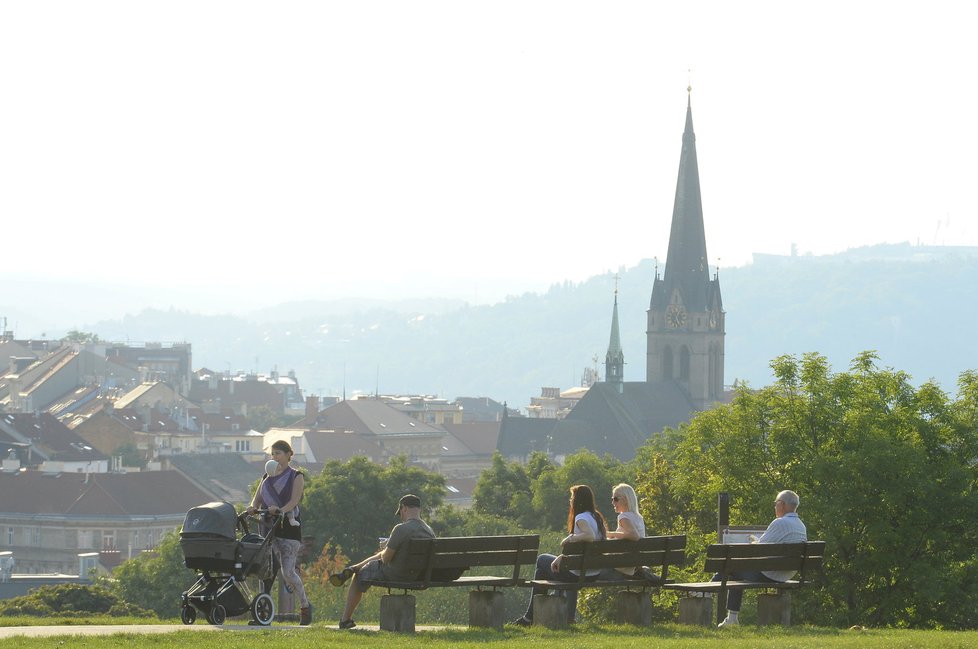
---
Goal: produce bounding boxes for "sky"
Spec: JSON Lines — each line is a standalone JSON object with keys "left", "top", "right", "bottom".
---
{"left": 3, "top": 1, "right": 976, "bottom": 312}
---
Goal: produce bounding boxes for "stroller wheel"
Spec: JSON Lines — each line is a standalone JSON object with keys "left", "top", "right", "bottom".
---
{"left": 208, "top": 604, "right": 227, "bottom": 626}
{"left": 181, "top": 605, "right": 196, "bottom": 625}
{"left": 251, "top": 592, "right": 275, "bottom": 626}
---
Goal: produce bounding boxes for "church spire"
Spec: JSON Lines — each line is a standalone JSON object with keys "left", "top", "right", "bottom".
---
{"left": 605, "top": 282, "right": 624, "bottom": 392}
{"left": 646, "top": 89, "right": 724, "bottom": 408}
{"left": 651, "top": 88, "right": 710, "bottom": 312}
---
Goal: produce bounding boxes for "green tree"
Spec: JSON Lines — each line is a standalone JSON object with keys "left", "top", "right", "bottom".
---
{"left": 472, "top": 451, "right": 532, "bottom": 523}
{"left": 530, "top": 449, "right": 624, "bottom": 531}
{"left": 664, "top": 352, "right": 978, "bottom": 628}
{"left": 112, "top": 530, "right": 194, "bottom": 618}
{"left": 302, "top": 455, "right": 446, "bottom": 559}
{"left": 61, "top": 330, "right": 101, "bottom": 344}
{"left": 113, "top": 441, "right": 147, "bottom": 468}
{"left": 246, "top": 404, "right": 292, "bottom": 433}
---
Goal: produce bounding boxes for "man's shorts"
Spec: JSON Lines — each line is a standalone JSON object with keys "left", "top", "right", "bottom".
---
{"left": 353, "top": 559, "right": 388, "bottom": 593}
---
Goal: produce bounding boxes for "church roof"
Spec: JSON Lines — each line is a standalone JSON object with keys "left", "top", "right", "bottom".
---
{"left": 550, "top": 381, "right": 696, "bottom": 460}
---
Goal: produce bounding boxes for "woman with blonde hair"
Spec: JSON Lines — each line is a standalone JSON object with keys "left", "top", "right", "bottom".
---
{"left": 602, "top": 483, "right": 665, "bottom": 584}
{"left": 512, "top": 484, "right": 607, "bottom": 626}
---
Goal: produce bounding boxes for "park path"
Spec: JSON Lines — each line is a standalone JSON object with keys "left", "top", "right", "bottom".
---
{"left": 0, "top": 622, "right": 446, "bottom": 638}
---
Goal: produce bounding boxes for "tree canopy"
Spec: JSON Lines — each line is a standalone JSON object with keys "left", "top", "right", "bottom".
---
{"left": 302, "top": 455, "right": 446, "bottom": 559}
{"left": 667, "top": 352, "right": 978, "bottom": 628}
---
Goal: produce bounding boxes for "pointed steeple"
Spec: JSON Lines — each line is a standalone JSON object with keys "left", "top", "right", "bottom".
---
{"left": 646, "top": 89, "right": 725, "bottom": 409}
{"left": 651, "top": 89, "right": 710, "bottom": 312}
{"left": 605, "top": 288, "right": 624, "bottom": 392}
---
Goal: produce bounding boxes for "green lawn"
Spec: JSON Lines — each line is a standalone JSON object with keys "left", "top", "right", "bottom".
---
{"left": 2, "top": 623, "right": 978, "bottom": 649}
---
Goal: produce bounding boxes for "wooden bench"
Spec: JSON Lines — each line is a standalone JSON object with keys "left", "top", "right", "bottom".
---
{"left": 663, "top": 541, "right": 825, "bottom": 626}
{"left": 360, "top": 534, "right": 539, "bottom": 632}
{"left": 525, "top": 534, "right": 687, "bottom": 628}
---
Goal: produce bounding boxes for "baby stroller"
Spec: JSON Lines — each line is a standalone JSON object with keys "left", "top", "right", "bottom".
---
{"left": 179, "top": 501, "right": 280, "bottom": 626}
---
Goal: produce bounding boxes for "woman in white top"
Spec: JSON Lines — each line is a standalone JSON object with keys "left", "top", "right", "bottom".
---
{"left": 600, "top": 483, "right": 650, "bottom": 580}
{"left": 513, "top": 484, "right": 607, "bottom": 625}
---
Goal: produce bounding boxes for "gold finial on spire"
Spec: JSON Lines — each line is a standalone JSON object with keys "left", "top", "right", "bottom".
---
{"left": 687, "top": 68, "right": 692, "bottom": 95}
{"left": 613, "top": 273, "right": 621, "bottom": 296}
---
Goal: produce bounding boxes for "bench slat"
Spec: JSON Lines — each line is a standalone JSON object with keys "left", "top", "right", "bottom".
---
{"left": 664, "top": 579, "right": 802, "bottom": 592}
{"left": 704, "top": 555, "right": 823, "bottom": 573}
{"left": 559, "top": 536, "right": 686, "bottom": 574}
{"left": 706, "top": 541, "right": 826, "bottom": 559}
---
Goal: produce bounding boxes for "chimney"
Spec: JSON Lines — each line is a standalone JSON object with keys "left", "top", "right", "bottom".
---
{"left": 305, "top": 395, "right": 320, "bottom": 423}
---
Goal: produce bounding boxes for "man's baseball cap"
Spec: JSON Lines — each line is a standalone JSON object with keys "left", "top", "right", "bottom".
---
{"left": 396, "top": 494, "right": 422, "bottom": 513}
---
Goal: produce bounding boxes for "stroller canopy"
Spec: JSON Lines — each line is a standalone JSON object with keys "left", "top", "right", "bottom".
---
{"left": 181, "top": 501, "right": 238, "bottom": 540}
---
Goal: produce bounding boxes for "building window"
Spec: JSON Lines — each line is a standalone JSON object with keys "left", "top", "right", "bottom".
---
{"left": 103, "top": 531, "right": 115, "bottom": 550}
{"left": 30, "top": 527, "right": 41, "bottom": 546}
{"left": 6, "top": 527, "right": 12, "bottom": 545}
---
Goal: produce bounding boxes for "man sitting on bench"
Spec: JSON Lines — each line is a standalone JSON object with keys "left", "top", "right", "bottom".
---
{"left": 716, "top": 489, "right": 807, "bottom": 628}
{"left": 330, "top": 494, "right": 435, "bottom": 629}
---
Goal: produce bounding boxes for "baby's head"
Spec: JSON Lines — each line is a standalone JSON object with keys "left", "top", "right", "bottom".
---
{"left": 264, "top": 459, "right": 278, "bottom": 477}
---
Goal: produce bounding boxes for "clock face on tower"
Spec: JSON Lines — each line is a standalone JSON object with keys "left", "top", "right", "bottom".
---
{"left": 709, "top": 310, "right": 718, "bottom": 329}
{"left": 666, "top": 305, "right": 687, "bottom": 328}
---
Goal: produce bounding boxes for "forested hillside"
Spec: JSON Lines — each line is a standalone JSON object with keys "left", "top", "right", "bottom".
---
{"left": 16, "top": 244, "right": 978, "bottom": 410}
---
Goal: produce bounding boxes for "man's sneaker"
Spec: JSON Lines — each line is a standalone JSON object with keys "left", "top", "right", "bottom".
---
{"left": 339, "top": 619, "right": 356, "bottom": 629}
{"left": 299, "top": 603, "right": 313, "bottom": 626}
{"left": 329, "top": 567, "right": 354, "bottom": 587}
{"left": 717, "top": 614, "right": 739, "bottom": 628}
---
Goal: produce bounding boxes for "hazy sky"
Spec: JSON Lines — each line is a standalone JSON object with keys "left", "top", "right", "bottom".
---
{"left": 3, "top": 2, "right": 976, "bottom": 309}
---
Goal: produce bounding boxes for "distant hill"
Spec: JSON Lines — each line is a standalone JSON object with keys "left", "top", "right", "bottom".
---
{"left": 7, "top": 243, "right": 978, "bottom": 410}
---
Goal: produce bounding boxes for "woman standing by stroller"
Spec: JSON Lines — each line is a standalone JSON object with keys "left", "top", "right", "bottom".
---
{"left": 247, "top": 440, "right": 313, "bottom": 626}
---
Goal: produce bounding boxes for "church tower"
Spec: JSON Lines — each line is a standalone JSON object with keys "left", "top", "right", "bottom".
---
{"left": 647, "top": 91, "right": 725, "bottom": 409}
{"left": 605, "top": 288, "right": 624, "bottom": 394}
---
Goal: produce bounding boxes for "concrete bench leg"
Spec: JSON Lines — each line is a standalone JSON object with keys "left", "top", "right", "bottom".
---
{"left": 614, "top": 591, "right": 652, "bottom": 626}
{"left": 678, "top": 594, "right": 713, "bottom": 626}
{"left": 532, "top": 593, "right": 568, "bottom": 629}
{"left": 757, "top": 592, "right": 791, "bottom": 626}
{"left": 469, "top": 590, "right": 504, "bottom": 629}
{"left": 380, "top": 594, "right": 416, "bottom": 632}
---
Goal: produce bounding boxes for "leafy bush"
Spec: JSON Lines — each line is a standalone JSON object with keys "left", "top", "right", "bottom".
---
{"left": 0, "top": 583, "right": 154, "bottom": 618}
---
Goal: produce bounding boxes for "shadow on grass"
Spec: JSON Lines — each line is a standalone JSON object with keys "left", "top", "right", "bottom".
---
{"left": 406, "top": 622, "right": 856, "bottom": 643}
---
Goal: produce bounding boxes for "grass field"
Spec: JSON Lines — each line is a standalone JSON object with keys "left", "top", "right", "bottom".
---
{"left": 2, "top": 621, "right": 978, "bottom": 648}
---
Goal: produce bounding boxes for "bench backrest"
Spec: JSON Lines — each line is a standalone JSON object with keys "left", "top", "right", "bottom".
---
{"left": 399, "top": 534, "right": 540, "bottom": 585}
{"left": 561, "top": 534, "right": 687, "bottom": 583}
{"left": 705, "top": 541, "right": 825, "bottom": 585}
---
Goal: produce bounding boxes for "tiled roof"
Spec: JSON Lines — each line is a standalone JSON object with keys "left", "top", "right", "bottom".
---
{"left": 496, "top": 417, "right": 559, "bottom": 458}
{"left": 0, "top": 412, "right": 107, "bottom": 462}
{"left": 440, "top": 422, "right": 500, "bottom": 456}
{"left": 303, "top": 430, "right": 386, "bottom": 463}
{"left": 0, "top": 470, "right": 213, "bottom": 516}
{"left": 166, "top": 453, "right": 259, "bottom": 505}
{"left": 317, "top": 400, "right": 444, "bottom": 437}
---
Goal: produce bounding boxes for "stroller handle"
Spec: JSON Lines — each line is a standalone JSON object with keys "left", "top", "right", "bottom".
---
{"left": 237, "top": 509, "right": 282, "bottom": 536}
